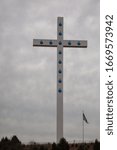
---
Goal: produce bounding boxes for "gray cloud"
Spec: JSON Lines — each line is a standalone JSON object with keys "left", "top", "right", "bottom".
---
{"left": 0, "top": 0, "right": 99, "bottom": 143}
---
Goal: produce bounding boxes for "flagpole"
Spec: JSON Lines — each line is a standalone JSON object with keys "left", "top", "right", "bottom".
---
{"left": 82, "top": 114, "right": 84, "bottom": 144}
{"left": 83, "top": 115, "right": 84, "bottom": 144}
{"left": 82, "top": 111, "right": 84, "bottom": 150}
{"left": 82, "top": 111, "right": 88, "bottom": 150}
{"left": 82, "top": 111, "right": 84, "bottom": 143}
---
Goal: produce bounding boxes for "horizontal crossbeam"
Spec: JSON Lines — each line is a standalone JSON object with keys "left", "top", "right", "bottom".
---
{"left": 33, "top": 39, "right": 57, "bottom": 47}
{"left": 64, "top": 40, "right": 87, "bottom": 48}
{"left": 33, "top": 39, "right": 87, "bottom": 48}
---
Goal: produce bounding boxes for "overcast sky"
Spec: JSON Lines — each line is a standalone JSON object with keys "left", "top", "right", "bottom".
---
{"left": 0, "top": 0, "right": 100, "bottom": 143}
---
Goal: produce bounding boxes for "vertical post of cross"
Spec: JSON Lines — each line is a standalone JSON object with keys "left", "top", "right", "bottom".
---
{"left": 57, "top": 17, "right": 63, "bottom": 143}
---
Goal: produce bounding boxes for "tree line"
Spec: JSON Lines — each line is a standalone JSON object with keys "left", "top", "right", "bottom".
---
{"left": 0, "top": 135, "right": 23, "bottom": 150}
{"left": 0, "top": 135, "right": 100, "bottom": 150}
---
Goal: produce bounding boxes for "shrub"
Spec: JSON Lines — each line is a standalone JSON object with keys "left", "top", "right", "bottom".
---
{"left": 93, "top": 139, "right": 100, "bottom": 150}
{"left": 57, "top": 138, "right": 69, "bottom": 150}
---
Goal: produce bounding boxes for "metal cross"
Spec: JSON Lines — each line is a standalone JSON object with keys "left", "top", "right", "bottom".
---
{"left": 33, "top": 17, "right": 87, "bottom": 143}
